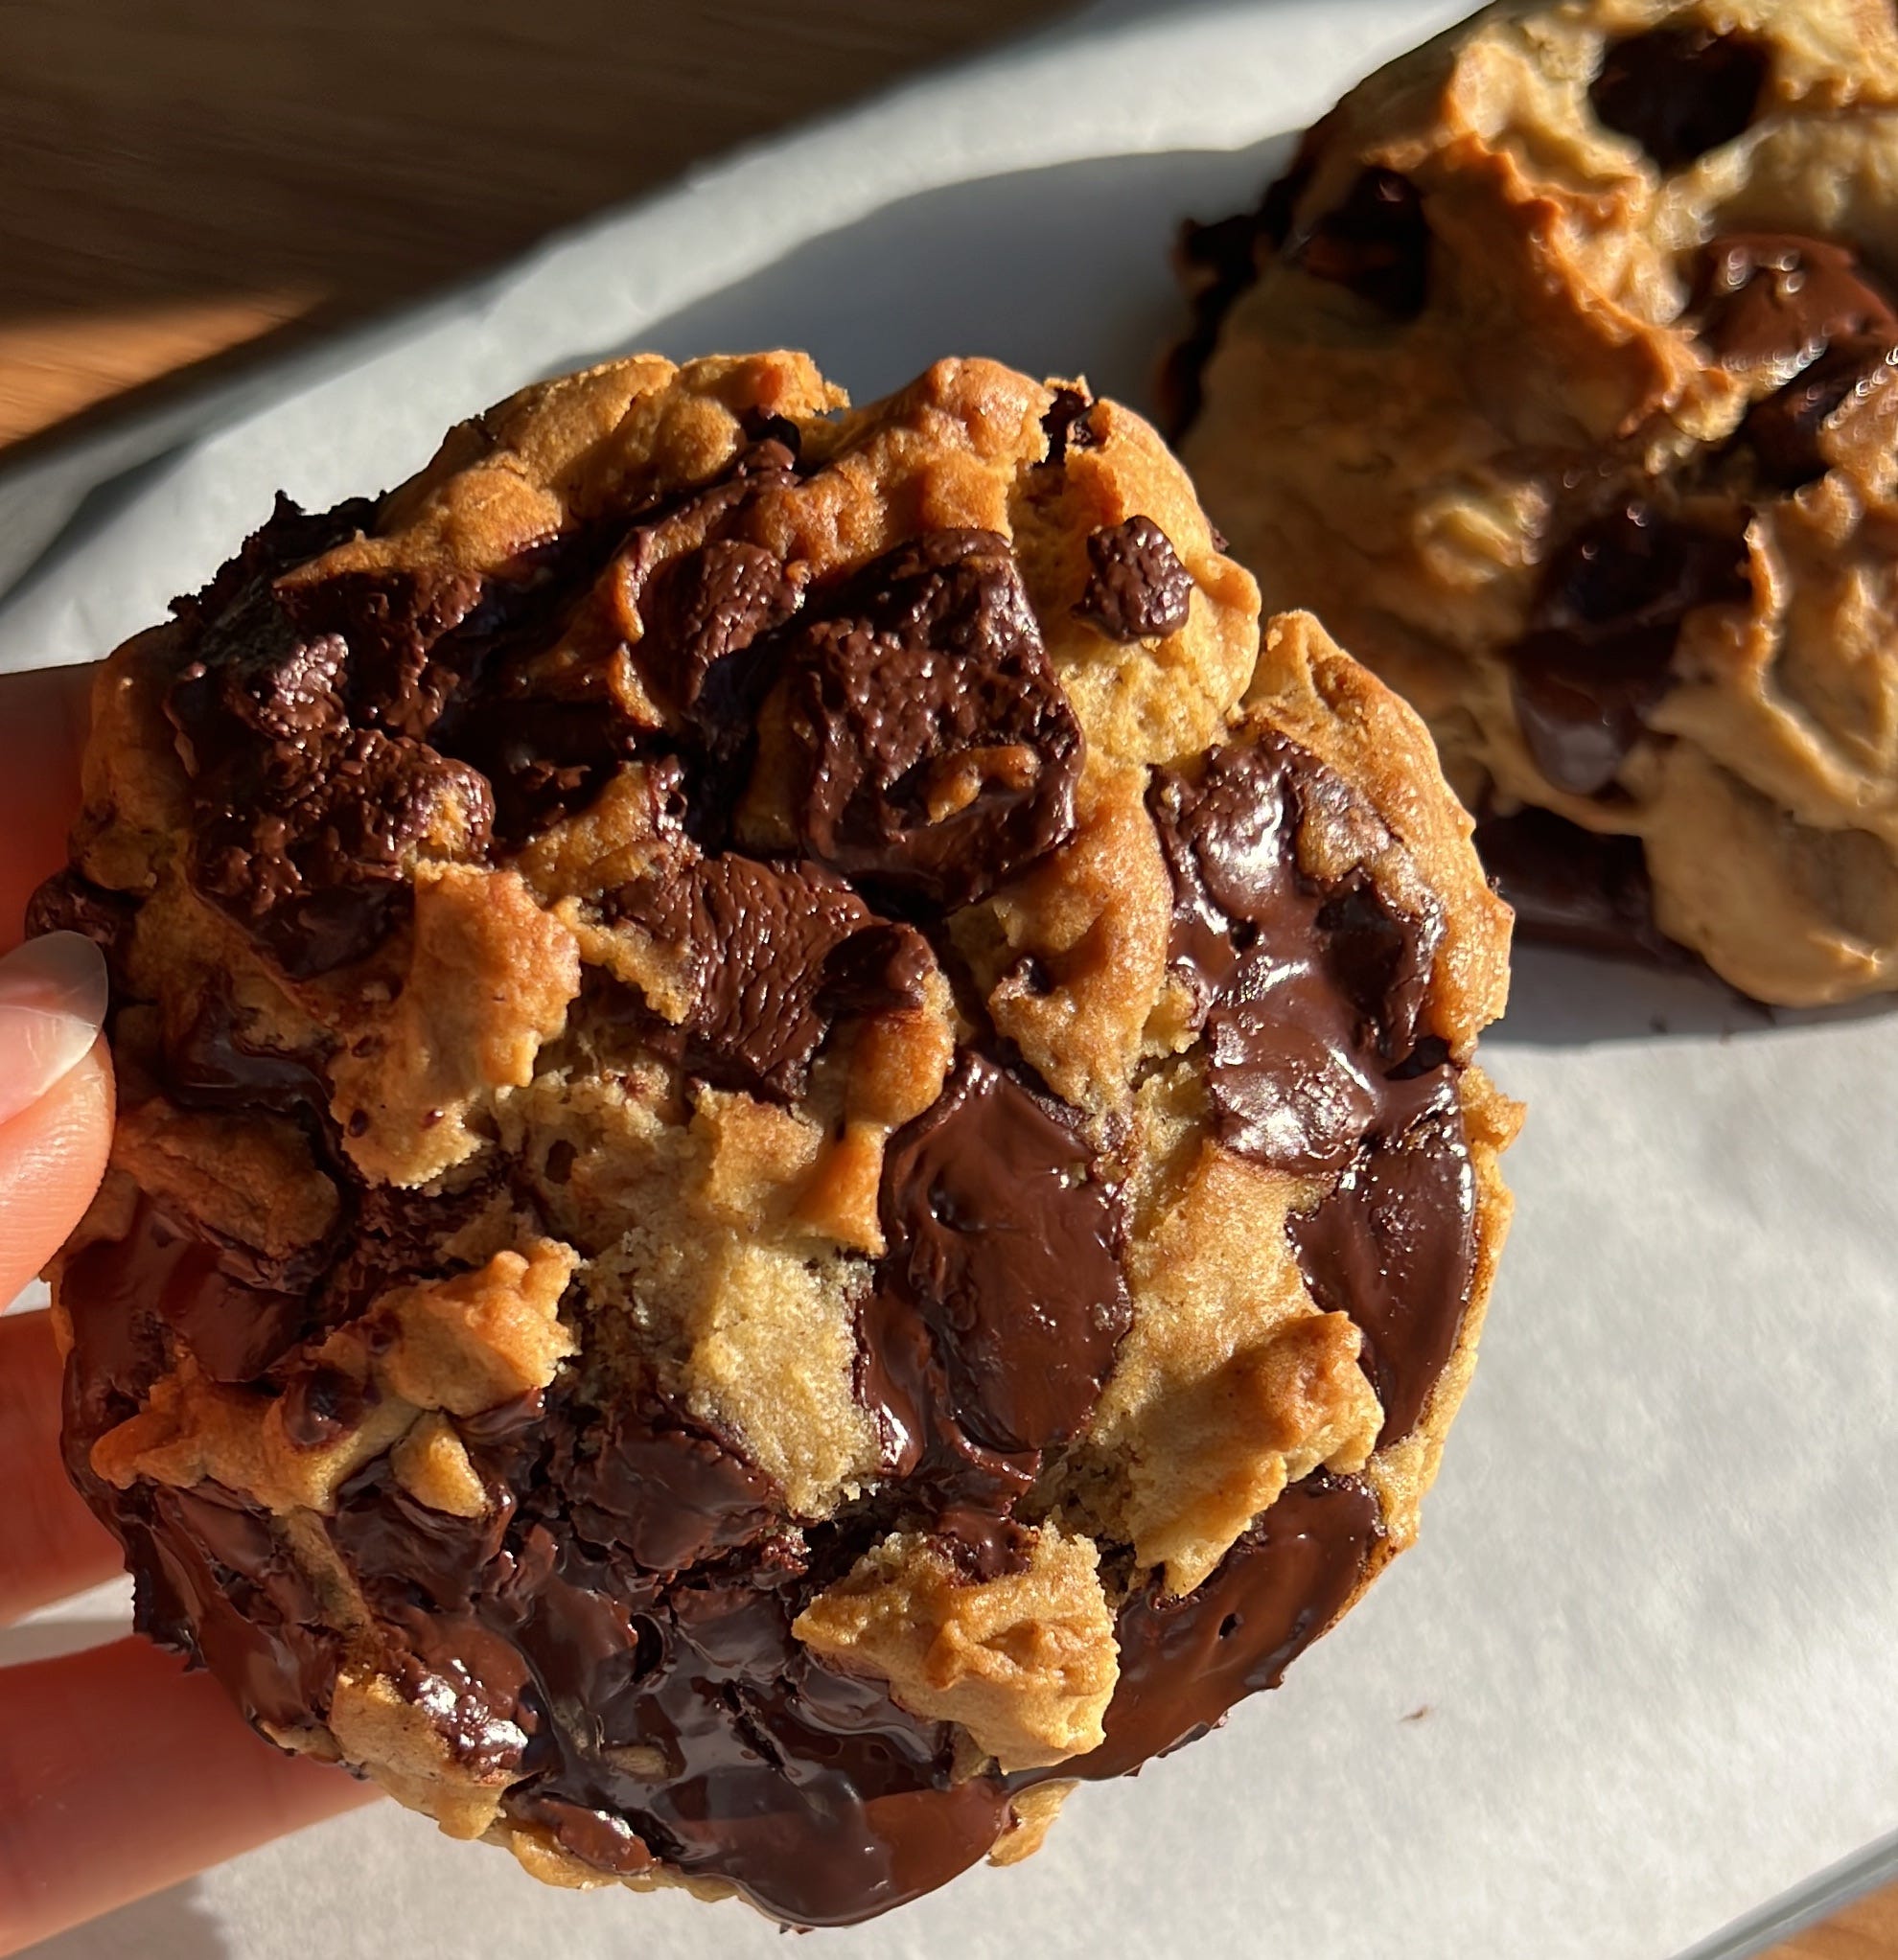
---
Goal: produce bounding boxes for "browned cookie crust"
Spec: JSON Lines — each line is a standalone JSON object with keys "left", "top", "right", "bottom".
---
{"left": 37, "top": 352, "right": 1516, "bottom": 1925}
{"left": 1173, "top": 0, "right": 1898, "bottom": 1004}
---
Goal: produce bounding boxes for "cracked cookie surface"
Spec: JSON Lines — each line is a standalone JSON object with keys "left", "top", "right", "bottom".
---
{"left": 1175, "top": 0, "right": 1898, "bottom": 1004}
{"left": 40, "top": 351, "right": 1516, "bottom": 1925}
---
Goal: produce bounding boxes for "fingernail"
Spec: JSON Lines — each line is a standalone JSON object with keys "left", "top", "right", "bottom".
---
{"left": 0, "top": 932, "right": 109, "bottom": 1127}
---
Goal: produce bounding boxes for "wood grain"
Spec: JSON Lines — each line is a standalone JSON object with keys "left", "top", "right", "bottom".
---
{"left": 0, "top": 0, "right": 1074, "bottom": 451}
{"left": 0, "top": 3, "right": 1890, "bottom": 1955}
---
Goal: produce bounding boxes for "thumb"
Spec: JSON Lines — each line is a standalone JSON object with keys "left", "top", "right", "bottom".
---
{"left": 0, "top": 933, "right": 114, "bottom": 1306}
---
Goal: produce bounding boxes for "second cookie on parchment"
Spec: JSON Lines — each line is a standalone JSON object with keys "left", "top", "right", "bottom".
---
{"left": 1173, "top": 0, "right": 1898, "bottom": 1004}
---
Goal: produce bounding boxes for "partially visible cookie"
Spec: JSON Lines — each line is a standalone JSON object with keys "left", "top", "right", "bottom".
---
{"left": 1174, "top": 0, "right": 1898, "bottom": 1004}
{"left": 37, "top": 351, "right": 1515, "bottom": 1925}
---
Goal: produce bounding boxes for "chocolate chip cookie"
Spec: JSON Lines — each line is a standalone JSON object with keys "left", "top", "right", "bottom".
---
{"left": 1173, "top": 0, "right": 1898, "bottom": 1004}
{"left": 36, "top": 352, "right": 1516, "bottom": 1925}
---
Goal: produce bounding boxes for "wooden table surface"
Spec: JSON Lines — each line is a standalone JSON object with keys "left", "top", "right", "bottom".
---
{"left": 0, "top": 4, "right": 1888, "bottom": 1954}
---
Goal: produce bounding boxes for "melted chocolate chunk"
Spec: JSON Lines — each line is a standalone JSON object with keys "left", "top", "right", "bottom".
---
{"left": 1148, "top": 731, "right": 1476, "bottom": 1440}
{"left": 865, "top": 1051, "right": 1130, "bottom": 1470}
{"left": 1743, "top": 334, "right": 1898, "bottom": 489}
{"left": 1291, "top": 167, "right": 1430, "bottom": 321}
{"left": 614, "top": 855, "right": 927, "bottom": 1102}
{"left": 1589, "top": 28, "right": 1768, "bottom": 172}
{"left": 772, "top": 529, "right": 1083, "bottom": 908}
{"left": 278, "top": 1365, "right": 373, "bottom": 1450}
{"left": 162, "top": 987, "right": 336, "bottom": 1124}
{"left": 58, "top": 1218, "right": 172, "bottom": 1459}
{"left": 1287, "top": 1075, "right": 1474, "bottom": 1444}
{"left": 1316, "top": 873, "right": 1440, "bottom": 1065}
{"left": 1507, "top": 503, "right": 1751, "bottom": 797}
{"left": 1474, "top": 807, "right": 1686, "bottom": 965}
{"left": 23, "top": 869, "right": 138, "bottom": 980}
{"left": 329, "top": 1432, "right": 1013, "bottom": 1928}
{"left": 1149, "top": 733, "right": 1447, "bottom": 1170}
{"left": 630, "top": 537, "right": 802, "bottom": 741}
{"left": 1160, "top": 133, "right": 1323, "bottom": 437}
{"left": 145, "top": 1484, "right": 341, "bottom": 1734}
{"left": 557, "top": 1395, "right": 780, "bottom": 1576}
{"left": 63, "top": 1192, "right": 313, "bottom": 1388}
{"left": 178, "top": 698, "right": 496, "bottom": 980}
{"left": 1034, "top": 1471, "right": 1380, "bottom": 1781}
{"left": 157, "top": 439, "right": 810, "bottom": 978}
{"left": 1040, "top": 385, "right": 1102, "bottom": 465}
{"left": 1075, "top": 517, "right": 1195, "bottom": 642}
{"left": 1694, "top": 234, "right": 1898, "bottom": 374}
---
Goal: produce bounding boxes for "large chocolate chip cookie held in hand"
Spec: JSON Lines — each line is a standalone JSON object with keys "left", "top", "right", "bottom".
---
{"left": 36, "top": 350, "right": 1516, "bottom": 1926}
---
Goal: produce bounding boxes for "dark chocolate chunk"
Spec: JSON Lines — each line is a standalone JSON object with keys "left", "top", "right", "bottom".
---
{"left": 23, "top": 869, "right": 138, "bottom": 980}
{"left": 1149, "top": 732, "right": 1446, "bottom": 1166}
{"left": 274, "top": 567, "right": 489, "bottom": 740}
{"left": 1148, "top": 730, "right": 1475, "bottom": 1438}
{"left": 1693, "top": 234, "right": 1898, "bottom": 374}
{"left": 278, "top": 1365, "right": 373, "bottom": 1450}
{"left": 1506, "top": 503, "right": 1750, "bottom": 797}
{"left": 866, "top": 1050, "right": 1130, "bottom": 1465}
{"left": 771, "top": 528, "right": 1083, "bottom": 908}
{"left": 928, "top": 1508, "right": 1036, "bottom": 1583}
{"left": 1159, "top": 131, "right": 1323, "bottom": 438}
{"left": 1474, "top": 806, "right": 1688, "bottom": 966}
{"left": 1743, "top": 334, "right": 1898, "bottom": 489}
{"left": 1316, "top": 873, "right": 1441, "bottom": 1067}
{"left": 614, "top": 854, "right": 927, "bottom": 1101}
{"left": 1287, "top": 1073, "right": 1475, "bottom": 1444}
{"left": 1040, "top": 385, "right": 1101, "bottom": 465}
{"left": 1075, "top": 516, "right": 1195, "bottom": 642}
{"left": 558, "top": 1396, "right": 779, "bottom": 1574}
{"left": 172, "top": 492, "right": 381, "bottom": 636}
{"left": 58, "top": 1211, "right": 173, "bottom": 1456}
{"left": 1589, "top": 27, "right": 1768, "bottom": 171}
{"left": 161, "top": 987, "right": 335, "bottom": 1125}
{"left": 1291, "top": 167, "right": 1430, "bottom": 321}
{"left": 312, "top": 1178, "right": 511, "bottom": 1332}
{"left": 1032, "top": 1471, "right": 1380, "bottom": 1781}
{"left": 168, "top": 559, "right": 497, "bottom": 977}
{"left": 184, "top": 722, "right": 494, "bottom": 978}
{"left": 63, "top": 1192, "right": 313, "bottom": 1388}
{"left": 629, "top": 537, "right": 802, "bottom": 739}
{"left": 523, "top": 1800, "right": 657, "bottom": 1877}
{"left": 145, "top": 1483, "right": 341, "bottom": 1734}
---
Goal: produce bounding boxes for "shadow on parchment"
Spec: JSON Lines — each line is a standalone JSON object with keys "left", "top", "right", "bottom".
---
{"left": 25, "top": 1882, "right": 228, "bottom": 1960}
{"left": 575, "top": 138, "right": 1294, "bottom": 420}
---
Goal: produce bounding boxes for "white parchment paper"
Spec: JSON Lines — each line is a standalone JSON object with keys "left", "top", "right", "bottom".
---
{"left": 5, "top": 5, "right": 1895, "bottom": 1956}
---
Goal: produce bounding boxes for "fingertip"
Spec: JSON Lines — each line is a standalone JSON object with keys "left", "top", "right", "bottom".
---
{"left": 0, "top": 1639, "right": 380, "bottom": 1953}
{"left": 0, "top": 1039, "right": 114, "bottom": 1303}
{"left": 0, "top": 663, "right": 97, "bottom": 959}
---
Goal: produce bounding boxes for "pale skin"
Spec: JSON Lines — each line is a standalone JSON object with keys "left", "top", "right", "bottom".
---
{"left": 0, "top": 666, "right": 376, "bottom": 1957}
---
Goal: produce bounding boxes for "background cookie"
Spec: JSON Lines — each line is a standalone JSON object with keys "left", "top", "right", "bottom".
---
{"left": 1174, "top": 0, "right": 1898, "bottom": 1004}
{"left": 35, "top": 351, "right": 1515, "bottom": 1925}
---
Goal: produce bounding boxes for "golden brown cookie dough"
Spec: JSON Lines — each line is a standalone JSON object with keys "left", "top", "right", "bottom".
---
{"left": 37, "top": 351, "right": 1516, "bottom": 1925}
{"left": 1175, "top": 0, "right": 1898, "bottom": 1003}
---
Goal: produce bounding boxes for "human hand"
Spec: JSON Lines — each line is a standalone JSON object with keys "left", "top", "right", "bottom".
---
{"left": 0, "top": 664, "right": 376, "bottom": 1957}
